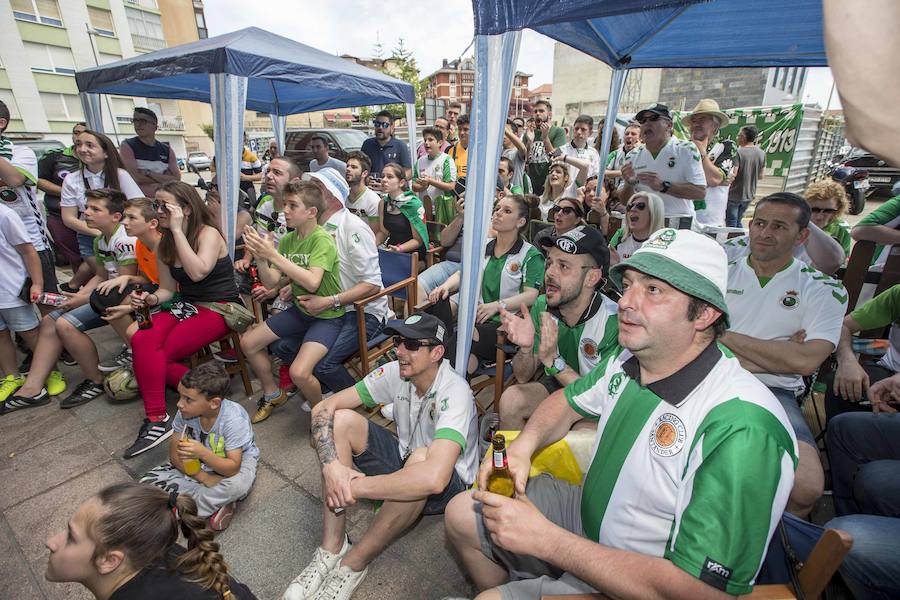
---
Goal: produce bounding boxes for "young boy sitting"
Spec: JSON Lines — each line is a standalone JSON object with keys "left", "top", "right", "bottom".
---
{"left": 5, "top": 188, "right": 140, "bottom": 412}
{"left": 412, "top": 126, "right": 457, "bottom": 224}
{"left": 140, "top": 361, "right": 259, "bottom": 531}
{"left": 240, "top": 180, "right": 344, "bottom": 421}
{"left": 0, "top": 203, "right": 43, "bottom": 408}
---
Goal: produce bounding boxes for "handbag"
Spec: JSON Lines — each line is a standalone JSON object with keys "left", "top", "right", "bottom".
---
{"left": 199, "top": 301, "right": 256, "bottom": 333}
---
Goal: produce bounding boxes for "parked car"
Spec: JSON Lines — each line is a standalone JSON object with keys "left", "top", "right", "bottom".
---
{"left": 18, "top": 139, "right": 65, "bottom": 162}
{"left": 832, "top": 148, "right": 900, "bottom": 197}
{"left": 187, "top": 151, "right": 212, "bottom": 172}
{"left": 283, "top": 128, "right": 368, "bottom": 173}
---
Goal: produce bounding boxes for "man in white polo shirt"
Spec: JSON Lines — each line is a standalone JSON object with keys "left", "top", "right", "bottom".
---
{"left": 721, "top": 192, "right": 846, "bottom": 517}
{"left": 684, "top": 99, "right": 737, "bottom": 228}
{"left": 446, "top": 228, "right": 797, "bottom": 600}
{"left": 619, "top": 103, "right": 706, "bottom": 220}
{"left": 283, "top": 313, "right": 477, "bottom": 600}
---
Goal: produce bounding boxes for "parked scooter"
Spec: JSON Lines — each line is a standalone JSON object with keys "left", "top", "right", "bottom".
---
{"left": 830, "top": 164, "right": 870, "bottom": 215}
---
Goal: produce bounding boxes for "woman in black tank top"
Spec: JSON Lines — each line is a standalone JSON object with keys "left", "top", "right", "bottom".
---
{"left": 123, "top": 181, "right": 240, "bottom": 459}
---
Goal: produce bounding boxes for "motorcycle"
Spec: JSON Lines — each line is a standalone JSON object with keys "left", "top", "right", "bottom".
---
{"left": 830, "top": 164, "right": 870, "bottom": 215}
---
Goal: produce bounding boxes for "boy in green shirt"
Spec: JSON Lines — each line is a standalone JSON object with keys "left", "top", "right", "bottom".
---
{"left": 240, "top": 181, "right": 344, "bottom": 421}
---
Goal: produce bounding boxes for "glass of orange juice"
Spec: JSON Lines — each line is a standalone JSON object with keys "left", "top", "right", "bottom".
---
{"left": 180, "top": 430, "right": 202, "bottom": 476}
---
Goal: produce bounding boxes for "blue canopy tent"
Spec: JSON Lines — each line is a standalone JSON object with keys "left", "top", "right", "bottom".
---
{"left": 75, "top": 27, "right": 415, "bottom": 254}
{"left": 456, "top": 0, "right": 829, "bottom": 373}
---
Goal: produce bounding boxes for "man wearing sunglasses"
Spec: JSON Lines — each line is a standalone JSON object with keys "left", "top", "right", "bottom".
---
{"left": 618, "top": 103, "right": 706, "bottom": 220}
{"left": 498, "top": 225, "right": 618, "bottom": 428}
{"left": 283, "top": 313, "right": 476, "bottom": 600}
{"left": 361, "top": 110, "right": 411, "bottom": 191}
{"left": 119, "top": 107, "right": 180, "bottom": 198}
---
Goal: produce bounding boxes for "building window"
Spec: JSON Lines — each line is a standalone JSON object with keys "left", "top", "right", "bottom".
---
{"left": 39, "top": 92, "right": 85, "bottom": 121}
{"left": 125, "top": 7, "right": 167, "bottom": 50}
{"left": 195, "top": 10, "right": 207, "bottom": 39}
{"left": 24, "top": 42, "right": 76, "bottom": 75}
{"left": 11, "top": 0, "right": 63, "bottom": 27}
{"left": 88, "top": 7, "right": 116, "bottom": 37}
{"left": 449, "top": 74, "right": 456, "bottom": 84}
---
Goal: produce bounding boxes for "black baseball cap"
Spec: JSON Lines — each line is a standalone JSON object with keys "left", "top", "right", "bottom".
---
{"left": 384, "top": 313, "right": 447, "bottom": 347}
{"left": 635, "top": 103, "right": 672, "bottom": 122}
{"left": 539, "top": 225, "right": 610, "bottom": 272}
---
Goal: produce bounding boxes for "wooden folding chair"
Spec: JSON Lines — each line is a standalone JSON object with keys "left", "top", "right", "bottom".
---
{"left": 188, "top": 331, "right": 253, "bottom": 395}
{"left": 425, "top": 220, "right": 446, "bottom": 269}
{"left": 541, "top": 528, "right": 853, "bottom": 600}
{"left": 470, "top": 330, "right": 514, "bottom": 415}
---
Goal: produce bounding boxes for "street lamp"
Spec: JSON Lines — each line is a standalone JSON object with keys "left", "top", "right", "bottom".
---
{"left": 85, "top": 24, "right": 121, "bottom": 144}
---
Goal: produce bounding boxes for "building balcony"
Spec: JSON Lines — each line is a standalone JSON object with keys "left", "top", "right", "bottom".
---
{"left": 131, "top": 34, "right": 166, "bottom": 51}
{"left": 124, "top": 0, "right": 159, "bottom": 9}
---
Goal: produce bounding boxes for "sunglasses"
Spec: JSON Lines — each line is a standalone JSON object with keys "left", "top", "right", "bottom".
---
{"left": 393, "top": 336, "right": 438, "bottom": 351}
{"left": 549, "top": 206, "right": 579, "bottom": 218}
{"left": 810, "top": 207, "right": 837, "bottom": 214}
{"left": 626, "top": 201, "right": 647, "bottom": 211}
{"left": 373, "top": 121, "right": 392, "bottom": 129}
{"left": 636, "top": 114, "right": 661, "bottom": 124}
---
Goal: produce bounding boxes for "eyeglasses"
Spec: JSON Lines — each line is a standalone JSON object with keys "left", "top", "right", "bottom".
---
{"left": 626, "top": 201, "right": 647, "bottom": 211}
{"left": 131, "top": 117, "right": 154, "bottom": 125}
{"left": 549, "top": 206, "right": 579, "bottom": 218}
{"left": 373, "top": 121, "right": 392, "bottom": 129}
{"left": 636, "top": 114, "right": 661, "bottom": 124}
{"left": 392, "top": 336, "right": 438, "bottom": 351}
{"left": 810, "top": 207, "right": 837, "bottom": 214}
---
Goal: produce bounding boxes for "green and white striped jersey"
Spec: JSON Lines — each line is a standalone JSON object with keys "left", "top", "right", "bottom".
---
{"left": 530, "top": 293, "right": 619, "bottom": 375}
{"left": 564, "top": 342, "right": 797, "bottom": 595}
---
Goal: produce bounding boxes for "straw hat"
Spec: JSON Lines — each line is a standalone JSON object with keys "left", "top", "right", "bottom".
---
{"left": 683, "top": 99, "right": 729, "bottom": 128}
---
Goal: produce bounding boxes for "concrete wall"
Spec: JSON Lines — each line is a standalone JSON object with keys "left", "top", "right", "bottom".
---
{"left": 657, "top": 67, "right": 769, "bottom": 112}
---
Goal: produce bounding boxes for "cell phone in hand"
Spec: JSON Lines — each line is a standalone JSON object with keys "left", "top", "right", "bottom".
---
{"left": 550, "top": 148, "right": 563, "bottom": 159}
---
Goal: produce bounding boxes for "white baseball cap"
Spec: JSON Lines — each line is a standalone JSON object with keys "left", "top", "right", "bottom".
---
{"left": 302, "top": 167, "right": 349, "bottom": 205}
{"left": 609, "top": 228, "right": 730, "bottom": 326}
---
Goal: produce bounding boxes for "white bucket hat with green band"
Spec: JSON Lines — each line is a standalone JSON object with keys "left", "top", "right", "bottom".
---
{"left": 609, "top": 228, "right": 730, "bottom": 326}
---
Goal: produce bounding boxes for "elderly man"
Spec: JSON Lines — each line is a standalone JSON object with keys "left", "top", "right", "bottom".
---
{"left": 119, "top": 107, "right": 180, "bottom": 198}
{"left": 446, "top": 228, "right": 797, "bottom": 600}
{"left": 685, "top": 99, "right": 737, "bottom": 227}
{"left": 283, "top": 313, "right": 477, "bottom": 600}
{"left": 721, "top": 192, "right": 847, "bottom": 517}
{"left": 619, "top": 104, "right": 706, "bottom": 220}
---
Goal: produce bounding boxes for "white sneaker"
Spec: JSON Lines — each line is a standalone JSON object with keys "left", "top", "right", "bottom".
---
{"left": 311, "top": 564, "right": 368, "bottom": 600}
{"left": 282, "top": 536, "right": 350, "bottom": 600}
{"left": 379, "top": 403, "right": 394, "bottom": 420}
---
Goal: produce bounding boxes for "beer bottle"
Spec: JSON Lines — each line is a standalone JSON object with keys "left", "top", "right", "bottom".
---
{"left": 249, "top": 265, "right": 264, "bottom": 291}
{"left": 136, "top": 303, "right": 152, "bottom": 330}
{"left": 486, "top": 433, "right": 515, "bottom": 497}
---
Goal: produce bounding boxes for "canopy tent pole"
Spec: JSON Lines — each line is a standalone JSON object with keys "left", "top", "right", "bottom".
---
{"left": 80, "top": 92, "right": 104, "bottom": 133}
{"left": 405, "top": 103, "right": 417, "bottom": 161}
{"left": 270, "top": 114, "right": 287, "bottom": 156}
{"left": 454, "top": 30, "right": 522, "bottom": 375}
{"left": 210, "top": 73, "right": 248, "bottom": 258}
{"left": 597, "top": 68, "right": 629, "bottom": 174}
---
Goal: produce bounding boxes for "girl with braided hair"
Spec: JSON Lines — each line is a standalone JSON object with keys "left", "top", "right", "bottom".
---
{"left": 45, "top": 482, "right": 257, "bottom": 600}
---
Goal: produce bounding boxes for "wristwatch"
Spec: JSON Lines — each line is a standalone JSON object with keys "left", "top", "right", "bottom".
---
{"left": 660, "top": 180, "right": 672, "bottom": 193}
{"left": 544, "top": 354, "right": 567, "bottom": 376}
{"left": 332, "top": 295, "right": 341, "bottom": 310}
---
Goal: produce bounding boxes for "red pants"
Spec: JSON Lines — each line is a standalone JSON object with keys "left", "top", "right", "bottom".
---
{"left": 132, "top": 306, "right": 229, "bottom": 418}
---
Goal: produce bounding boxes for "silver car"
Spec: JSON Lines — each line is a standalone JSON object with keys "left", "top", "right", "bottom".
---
{"left": 187, "top": 151, "right": 211, "bottom": 172}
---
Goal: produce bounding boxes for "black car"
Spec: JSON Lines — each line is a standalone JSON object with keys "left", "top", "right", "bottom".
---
{"left": 283, "top": 128, "right": 368, "bottom": 173}
{"left": 836, "top": 149, "right": 900, "bottom": 197}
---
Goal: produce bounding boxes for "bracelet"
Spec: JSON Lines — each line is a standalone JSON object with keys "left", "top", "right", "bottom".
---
{"left": 332, "top": 294, "right": 341, "bottom": 310}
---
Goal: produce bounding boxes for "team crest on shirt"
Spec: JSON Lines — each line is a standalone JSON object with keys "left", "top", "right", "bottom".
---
{"left": 581, "top": 338, "right": 599, "bottom": 362}
{"left": 780, "top": 290, "right": 800, "bottom": 310}
{"left": 507, "top": 261, "right": 521, "bottom": 274}
{"left": 608, "top": 372, "right": 626, "bottom": 395}
{"left": 667, "top": 157, "right": 676, "bottom": 168}
{"left": 369, "top": 366, "right": 386, "bottom": 380}
{"left": 649, "top": 413, "right": 686, "bottom": 457}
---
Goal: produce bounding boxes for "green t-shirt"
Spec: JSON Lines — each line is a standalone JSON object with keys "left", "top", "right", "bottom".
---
{"left": 851, "top": 284, "right": 900, "bottom": 372}
{"left": 526, "top": 125, "right": 567, "bottom": 192}
{"left": 823, "top": 219, "right": 852, "bottom": 258}
{"left": 276, "top": 226, "right": 344, "bottom": 319}
{"left": 856, "top": 195, "right": 900, "bottom": 266}
{"left": 481, "top": 239, "right": 544, "bottom": 324}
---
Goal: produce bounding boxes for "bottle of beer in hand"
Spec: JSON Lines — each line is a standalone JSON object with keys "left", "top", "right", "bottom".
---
{"left": 249, "top": 265, "right": 264, "bottom": 291}
{"left": 136, "top": 288, "right": 153, "bottom": 330}
{"left": 487, "top": 433, "right": 515, "bottom": 497}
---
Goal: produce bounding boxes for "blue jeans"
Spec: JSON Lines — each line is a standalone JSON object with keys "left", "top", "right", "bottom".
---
{"left": 826, "top": 514, "right": 900, "bottom": 600}
{"left": 269, "top": 311, "right": 384, "bottom": 393}
{"left": 725, "top": 201, "right": 751, "bottom": 227}
{"left": 827, "top": 412, "right": 900, "bottom": 517}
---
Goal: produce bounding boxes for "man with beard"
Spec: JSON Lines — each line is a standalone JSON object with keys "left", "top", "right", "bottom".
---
{"left": 345, "top": 151, "right": 380, "bottom": 231}
{"left": 605, "top": 121, "right": 642, "bottom": 189}
{"left": 361, "top": 110, "right": 411, "bottom": 188}
{"left": 524, "top": 100, "right": 567, "bottom": 196}
{"left": 618, "top": 104, "right": 706, "bottom": 220}
{"left": 721, "top": 192, "right": 847, "bottom": 517}
{"left": 684, "top": 100, "right": 737, "bottom": 228}
{"left": 498, "top": 225, "right": 618, "bottom": 428}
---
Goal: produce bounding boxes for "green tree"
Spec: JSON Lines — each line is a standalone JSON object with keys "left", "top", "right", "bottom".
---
{"left": 200, "top": 123, "right": 214, "bottom": 141}
{"left": 381, "top": 38, "right": 426, "bottom": 118}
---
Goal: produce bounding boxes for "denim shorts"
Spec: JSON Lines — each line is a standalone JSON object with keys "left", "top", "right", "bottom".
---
{"left": 767, "top": 386, "right": 816, "bottom": 447}
{"left": 418, "top": 261, "right": 461, "bottom": 295}
{"left": 265, "top": 304, "right": 343, "bottom": 349}
{"left": 0, "top": 304, "right": 39, "bottom": 332}
{"left": 51, "top": 303, "right": 106, "bottom": 332}
{"left": 352, "top": 420, "right": 467, "bottom": 515}
{"left": 77, "top": 232, "right": 95, "bottom": 258}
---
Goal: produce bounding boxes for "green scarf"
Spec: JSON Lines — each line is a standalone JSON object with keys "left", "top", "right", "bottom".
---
{"left": 386, "top": 191, "right": 429, "bottom": 248}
